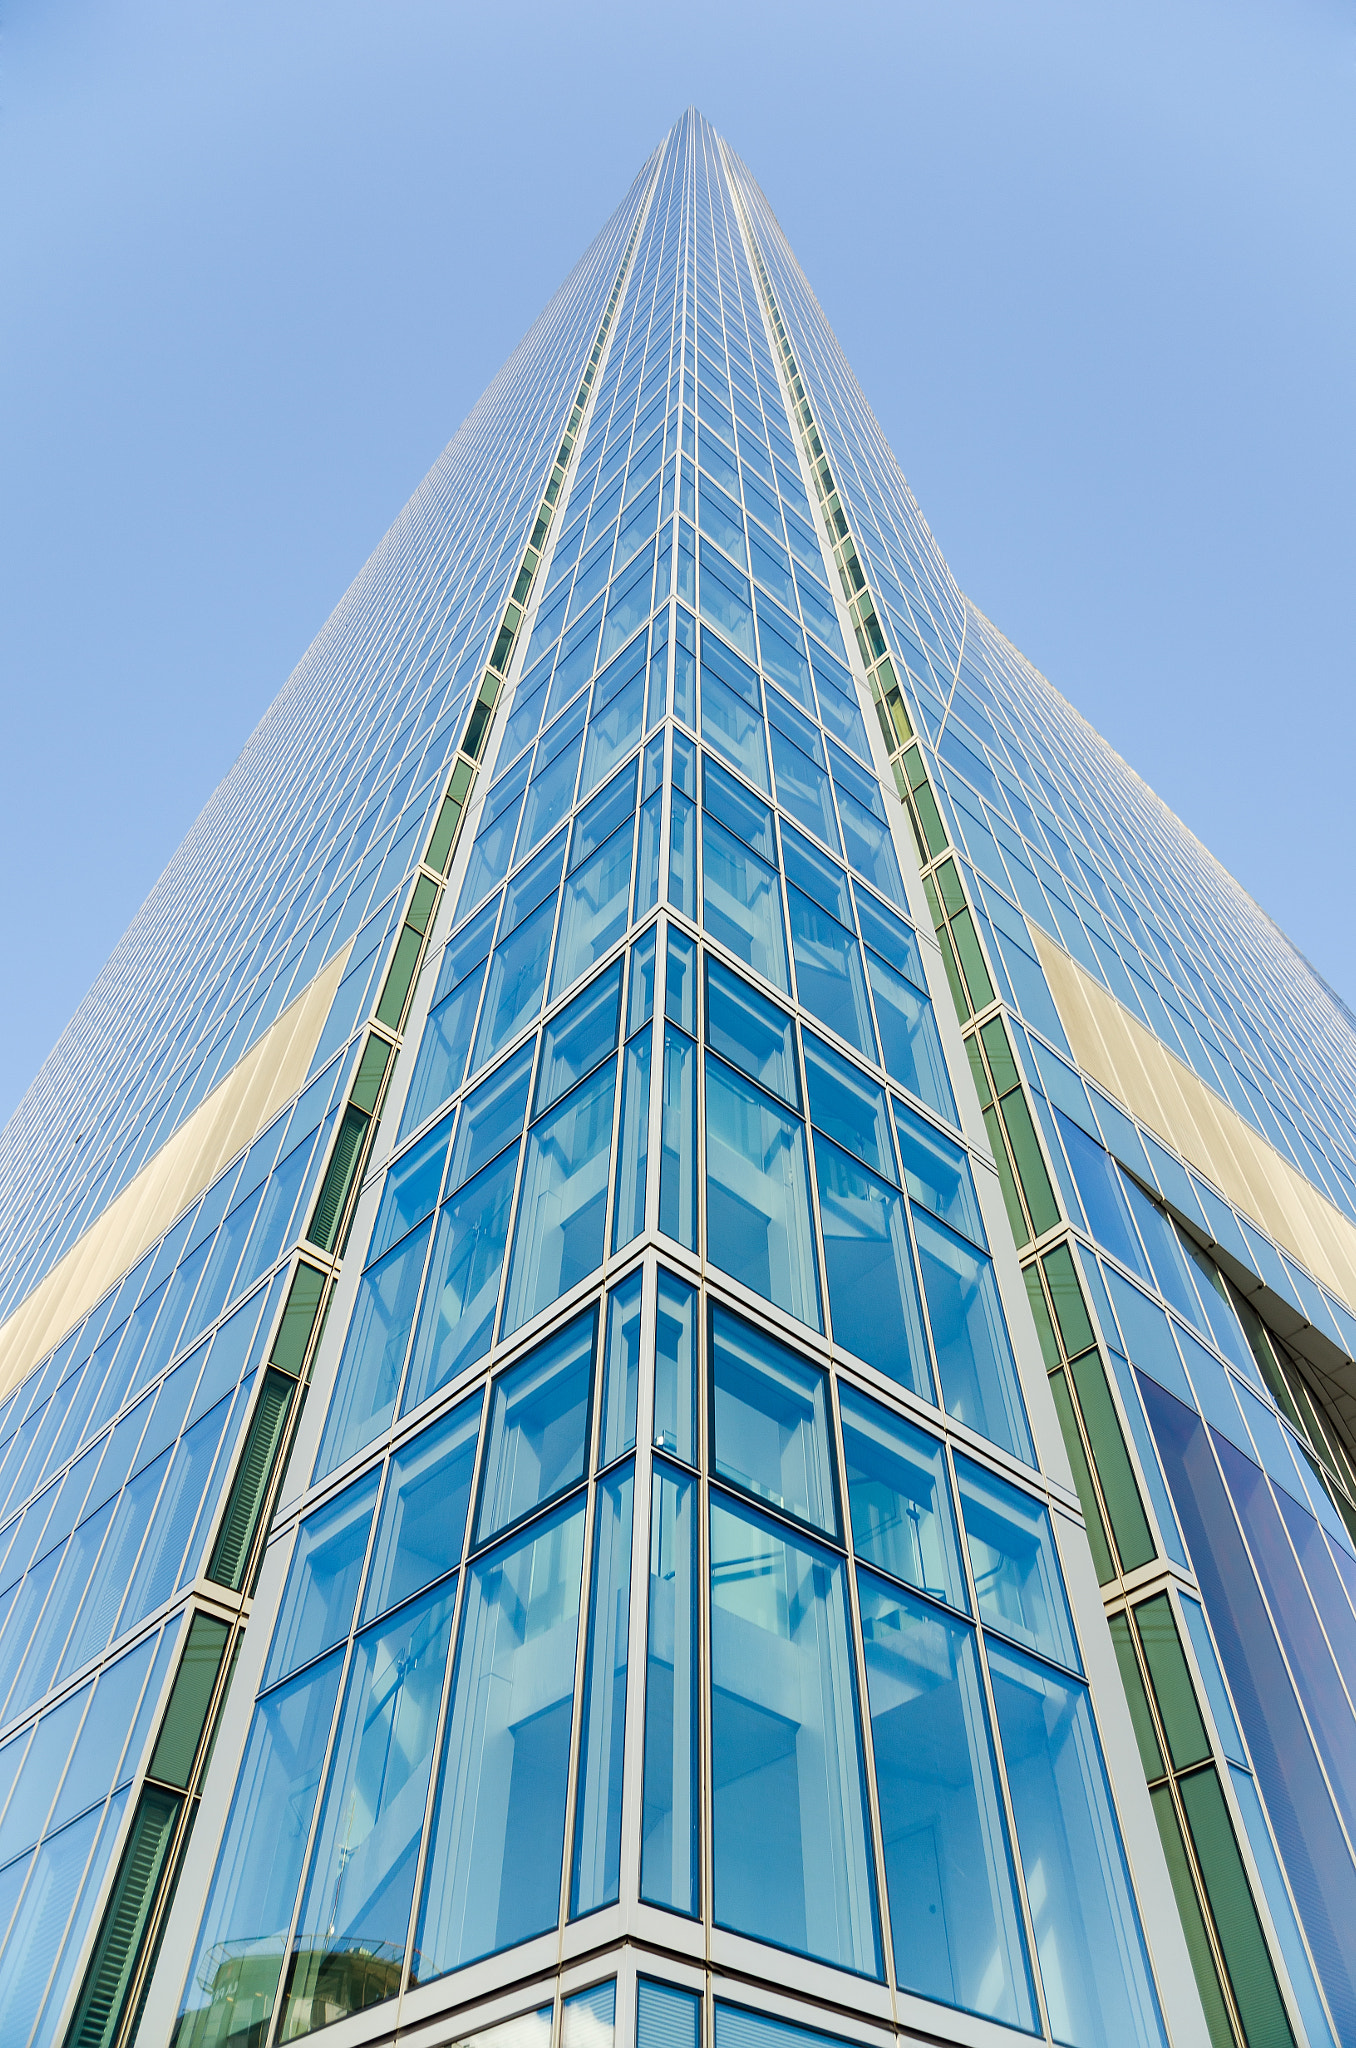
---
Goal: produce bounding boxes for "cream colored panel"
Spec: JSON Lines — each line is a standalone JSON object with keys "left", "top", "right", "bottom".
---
{"left": 0, "top": 943, "right": 351, "bottom": 1399}
{"left": 1028, "top": 924, "right": 1356, "bottom": 1315}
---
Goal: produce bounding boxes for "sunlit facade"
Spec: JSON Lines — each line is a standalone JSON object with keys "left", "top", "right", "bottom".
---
{"left": 0, "top": 109, "right": 1352, "bottom": 2048}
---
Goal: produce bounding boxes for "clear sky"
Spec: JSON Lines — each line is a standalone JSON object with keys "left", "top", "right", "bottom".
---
{"left": 2, "top": 1, "right": 1353, "bottom": 1131}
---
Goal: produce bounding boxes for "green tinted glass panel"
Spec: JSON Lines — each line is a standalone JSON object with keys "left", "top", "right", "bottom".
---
{"left": 1069, "top": 1350, "right": 1156, "bottom": 1572}
{"left": 985, "top": 1106, "right": 1030, "bottom": 1247}
{"left": 271, "top": 1261, "right": 327, "bottom": 1376}
{"left": 950, "top": 909, "right": 995, "bottom": 1010}
{"left": 208, "top": 1369, "right": 296, "bottom": 1592}
{"left": 308, "top": 1106, "right": 371, "bottom": 1252}
{"left": 1149, "top": 1784, "right": 1236, "bottom": 2048}
{"left": 998, "top": 1089, "right": 1060, "bottom": 1236}
{"left": 1179, "top": 1766, "right": 1294, "bottom": 2048}
{"left": 376, "top": 924, "right": 425, "bottom": 1029}
{"left": 1108, "top": 1612, "right": 1165, "bottom": 1780}
{"left": 1042, "top": 1241, "right": 1095, "bottom": 1357}
{"left": 1135, "top": 1594, "right": 1210, "bottom": 1769}
{"left": 1049, "top": 1369, "right": 1115, "bottom": 1583}
{"left": 150, "top": 1613, "right": 230, "bottom": 1790}
{"left": 1023, "top": 1267, "right": 1060, "bottom": 1371}
{"left": 978, "top": 1017, "right": 1022, "bottom": 1096}
{"left": 350, "top": 1035, "right": 393, "bottom": 1116}
{"left": 66, "top": 1784, "right": 182, "bottom": 2048}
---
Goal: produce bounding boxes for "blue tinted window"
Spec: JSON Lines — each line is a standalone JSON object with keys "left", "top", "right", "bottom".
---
{"left": 475, "top": 1309, "right": 595, "bottom": 1546}
{"left": 956, "top": 1456, "right": 1079, "bottom": 1670}
{"left": 893, "top": 1101, "right": 985, "bottom": 1243}
{"left": 534, "top": 962, "right": 623, "bottom": 1117}
{"left": 705, "top": 959, "right": 798, "bottom": 1107}
{"left": 502, "top": 1059, "right": 618, "bottom": 1334}
{"left": 403, "top": 1147, "right": 519, "bottom": 1412}
{"left": 710, "top": 1308, "right": 837, "bottom": 1536}
{"left": 839, "top": 1386, "right": 965, "bottom": 1607}
{"left": 370, "top": 1113, "right": 454, "bottom": 1261}
{"left": 265, "top": 1470, "right": 379, "bottom": 1687}
{"left": 362, "top": 1389, "right": 482, "bottom": 1622}
{"left": 571, "top": 1463, "right": 634, "bottom": 1916}
{"left": 705, "top": 1057, "right": 821, "bottom": 1332}
{"left": 599, "top": 1269, "right": 642, "bottom": 1465}
{"left": 803, "top": 1035, "right": 894, "bottom": 1181}
{"left": 914, "top": 1211, "right": 1032, "bottom": 1461}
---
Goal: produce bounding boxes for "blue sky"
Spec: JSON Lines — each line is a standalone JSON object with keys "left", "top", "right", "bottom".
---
{"left": 2, "top": 1, "right": 1353, "bottom": 1130}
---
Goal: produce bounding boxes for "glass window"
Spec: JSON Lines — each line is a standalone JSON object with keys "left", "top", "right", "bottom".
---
{"left": 893, "top": 1102, "right": 986, "bottom": 1244}
{"left": 370, "top": 1114, "right": 454, "bottom": 1263}
{"left": 770, "top": 724, "right": 841, "bottom": 851}
{"left": 659, "top": 1026, "right": 697, "bottom": 1252}
{"left": 701, "top": 817, "right": 788, "bottom": 993}
{"left": 472, "top": 894, "right": 558, "bottom": 1073}
{"left": 956, "top": 1456, "right": 1080, "bottom": 1670}
{"left": 551, "top": 826, "right": 635, "bottom": 1002}
{"left": 175, "top": 1652, "right": 345, "bottom": 2048}
{"left": 709, "top": 1493, "right": 881, "bottom": 1977}
{"left": 705, "top": 959, "right": 799, "bottom": 1107}
{"left": 314, "top": 1218, "right": 433, "bottom": 1478}
{"left": 913, "top": 1210, "right": 1033, "bottom": 1462}
{"left": 642, "top": 1460, "right": 700, "bottom": 1916}
{"left": 988, "top": 1640, "right": 1167, "bottom": 2048}
{"left": 475, "top": 1309, "right": 595, "bottom": 1546}
{"left": 655, "top": 1269, "right": 698, "bottom": 1466}
{"left": 599, "top": 1269, "right": 642, "bottom": 1465}
{"left": 403, "top": 1145, "right": 521, "bottom": 1413}
{"left": 447, "top": 1043, "right": 533, "bottom": 1192}
{"left": 813, "top": 1135, "right": 931, "bottom": 1397}
{"left": 534, "top": 963, "right": 623, "bottom": 1117}
{"left": 571, "top": 1462, "right": 634, "bottom": 1917}
{"left": 414, "top": 1495, "right": 586, "bottom": 1977}
{"left": 787, "top": 890, "right": 877, "bottom": 1060}
{"left": 0, "top": 1802, "right": 106, "bottom": 2044}
{"left": 639, "top": 1980, "right": 700, "bottom": 2048}
{"left": 612, "top": 1029, "right": 652, "bottom": 1253}
{"left": 564, "top": 1980, "right": 617, "bottom": 2048}
{"left": 803, "top": 1035, "right": 894, "bottom": 1181}
{"left": 839, "top": 1386, "right": 966, "bottom": 1607}
{"left": 705, "top": 1056, "right": 821, "bottom": 1332}
{"left": 857, "top": 1572, "right": 1035, "bottom": 2028}
{"left": 710, "top": 1307, "right": 837, "bottom": 1536}
{"left": 362, "top": 1390, "right": 482, "bottom": 1623}
{"left": 281, "top": 1579, "right": 459, "bottom": 2039}
{"left": 264, "top": 1470, "right": 378, "bottom": 1688}
{"left": 501, "top": 1059, "right": 618, "bottom": 1335}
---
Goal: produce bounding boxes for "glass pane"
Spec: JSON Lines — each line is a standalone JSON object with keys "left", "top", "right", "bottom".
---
{"left": 447, "top": 1044, "right": 533, "bottom": 1192}
{"left": 361, "top": 1390, "right": 482, "bottom": 1623}
{"left": 0, "top": 1802, "right": 104, "bottom": 2045}
{"left": 654, "top": 1270, "right": 698, "bottom": 1466}
{"left": 710, "top": 1306, "right": 836, "bottom": 1536}
{"left": 709, "top": 1492, "right": 881, "bottom": 1977}
{"left": 787, "top": 894, "right": 876, "bottom": 1060}
{"left": 599, "top": 1270, "right": 642, "bottom": 1464}
{"left": 704, "top": 1057, "right": 821, "bottom": 1333}
{"left": 865, "top": 954, "right": 956, "bottom": 1122}
{"left": 813, "top": 1135, "right": 931, "bottom": 1396}
{"left": 701, "top": 817, "right": 788, "bottom": 992}
{"left": 475, "top": 1309, "right": 595, "bottom": 1547}
{"left": 987, "top": 1640, "right": 1167, "bottom": 2048}
{"left": 802, "top": 1035, "right": 894, "bottom": 1181}
{"left": 956, "top": 1456, "right": 1080, "bottom": 1671}
{"left": 415, "top": 1495, "right": 586, "bottom": 1977}
{"left": 659, "top": 1029, "right": 697, "bottom": 1252}
{"left": 370, "top": 1115, "right": 454, "bottom": 1263}
{"left": 175, "top": 1652, "right": 345, "bottom": 2048}
{"left": 612, "top": 1031, "right": 652, "bottom": 1253}
{"left": 564, "top": 1980, "right": 616, "bottom": 2048}
{"left": 263, "top": 1470, "right": 379, "bottom": 1689}
{"left": 281, "top": 1582, "right": 458, "bottom": 2039}
{"left": 642, "top": 1460, "right": 700, "bottom": 1916}
{"left": 551, "top": 825, "right": 635, "bottom": 1002}
{"left": 893, "top": 1102, "right": 986, "bottom": 1245}
{"left": 402, "top": 1146, "right": 520, "bottom": 1414}
{"left": 857, "top": 1571, "right": 1035, "bottom": 2028}
{"left": 501, "top": 1060, "right": 618, "bottom": 1336}
{"left": 838, "top": 1385, "right": 966, "bottom": 1608}
{"left": 913, "top": 1210, "right": 1032, "bottom": 1462}
{"left": 472, "top": 894, "right": 558, "bottom": 1072}
{"left": 639, "top": 1980, "right": 700, "bottom": 2048}
{"left": 705, "top": 959, "right": 799, "bottom": 1108}
{"left": 570, "top": 1463, "right": 634, "bottom": 1917}
{"left": 315, "top": 1220, "right": 434, "bottom": 1478}
{"left": 534, "top": 964, "right": 623, "bottom": 1118}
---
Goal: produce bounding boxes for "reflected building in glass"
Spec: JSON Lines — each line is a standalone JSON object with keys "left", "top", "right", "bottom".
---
{"left": 0, "top": 108, "right": 1351, "bottom": 2048}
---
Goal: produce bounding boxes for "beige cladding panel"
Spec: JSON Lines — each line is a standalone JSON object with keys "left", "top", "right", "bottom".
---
{"left": 0, "top": 942, "right": 351, "bottom": 1401}
{"left": 1027, "top": 923, "right": 1356, "bottom": 1316}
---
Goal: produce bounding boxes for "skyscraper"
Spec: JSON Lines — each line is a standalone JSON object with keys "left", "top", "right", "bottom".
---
{"left": 0, "top": 105, "right": 1351, "bottom": 2048}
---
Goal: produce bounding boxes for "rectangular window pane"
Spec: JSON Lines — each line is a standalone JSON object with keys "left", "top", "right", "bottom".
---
{"left": 550, "top": 826, "right": 635, "bottom": 1003}
{"left": 641, "top": 1460, "right": 700, "bottom": 1916}
{"left": 987, "top": 1640, "right": 1167, "bottom": 2048}
{"left": 402, "top": 1145, "right": 520, "bottom": 1415}
{"left": 701, "top": 818, "right": 788, "bottom": 992}
{"left": 704, "top": 1057, "right": 821, "bottom": 1333}
{"left": 710, "top": 1306, "right": 836, "bottom": 1536}
{"left": 839, "top": 1385, "right": 966, "bottom": 1608}
{"left": 361, "top": 1390, "right": 482, "bottom": 1624}
{"left": 475, "top": 1309, "right": 595, "bottom": 1547}
{"left": 788, "top": 894, "right": 877, "bottom": 1061}
{"left": 709, "top": 1493, "right": 880, "bottom": 1976}
{"left": 655, "top": 1270, "right": 697, "bottom": 1466}
{"left": 599, "top": 1270, "right": 642, "bottom": 1465}
{"left": 281, "top": 1580, "right": 458, "bottom": 2038}
{"left": 612, "top": 1032, "right": 652, "bottom": 1253}
{"left": 813, "top": 1135, "right": 930, "bottom": 1397}
{"left": 956, "top": 1454, "right": 1080, "bottom": 1672}
{"left": 315, "top": 1219, "right": 433, "bottom": 1479}
{"left": 502, "top": 1061, "right": 618, "bottom": 1336}
{"left": 264, "top": 1470, "right": 378, "bottom": 1689}
{"left": 571, "top": 1462, "right": 634, "bottom": 1917}
{"left": 659, "top": 1029, "right": 697, "bottom": 1251}
{"left": 414, "top": 1495, "right": 586, "bottom": 1977}
{"left": 857, "top": 1571, "right": 1035, "bottom": 2028}
{"left": 913, "top": 1209, "right": 1033, "bottom": 1462}
{"left": 866, "top": 953, "right": 956, "bottom": 1122}
{"left": 175, "top": 1652, "right": 345, "bottom": 2048}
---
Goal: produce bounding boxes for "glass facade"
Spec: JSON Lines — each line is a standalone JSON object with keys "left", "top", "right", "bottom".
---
{"left": 1, "top": 105, "right": 1352, "bottom": 2048}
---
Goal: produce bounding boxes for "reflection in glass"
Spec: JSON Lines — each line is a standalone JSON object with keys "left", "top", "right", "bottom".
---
{"left": 282, "top": 1581, "right": 458, "bottom": 2038}
{"left": 599, "top": 1270, "right": 642, "bottom": 1464}
{"left": 705, "top": 1058, "right": 821, "bottom": 1333}
{"left": 264, "top": 1470, "right": 378, "bottom": 1689}
{"left": 813, "top": 1136, "right": 930, "bottom": 1396}
{"left": 955, "top": 1455, "right": 1080, "bottom": 1671}
{"left": 913, "top": 1210, "right": 1032, "bottom": 1462}
{"left": 175, "top": 1652, "right": 344, "bottom": 2048}
{"left": 316, "top": 1221, "right": 433, "bottom": 1478}
{"left": 655, "top": 1270, "right": 698, "bottom": 1465}
{"left": 709, "top": 1493, "right": 880, "bottom": 1977}
{"left": 839, "top": 1386, "right": 966, "bottom": 1608}
{"left": 857, "top": 1572, "right": 1035, "bottom": 2028}
{"left": 475, "top": 1310, "right": 594, "bottom": 1546}
{"left": 571, "top": 1463, "right": 634, "bottom": 1917}
{"left": 415, "top": 1496, "right": 586, "bottom": 1977}
{"left": 362, "top": 1391, "right": 481, "bottom": 1623}
{"left": 502, "top": 1062, "right": 617, "bottom": 1336}
{"left": 988, "top": 1640, "right": 1167, "bottom": 2048}
{"left": 710, "top": 1307, "right": 836, "bottom": 1535}
{"left": 642, "top": 1461, "right": 700, "bottom": 1916}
